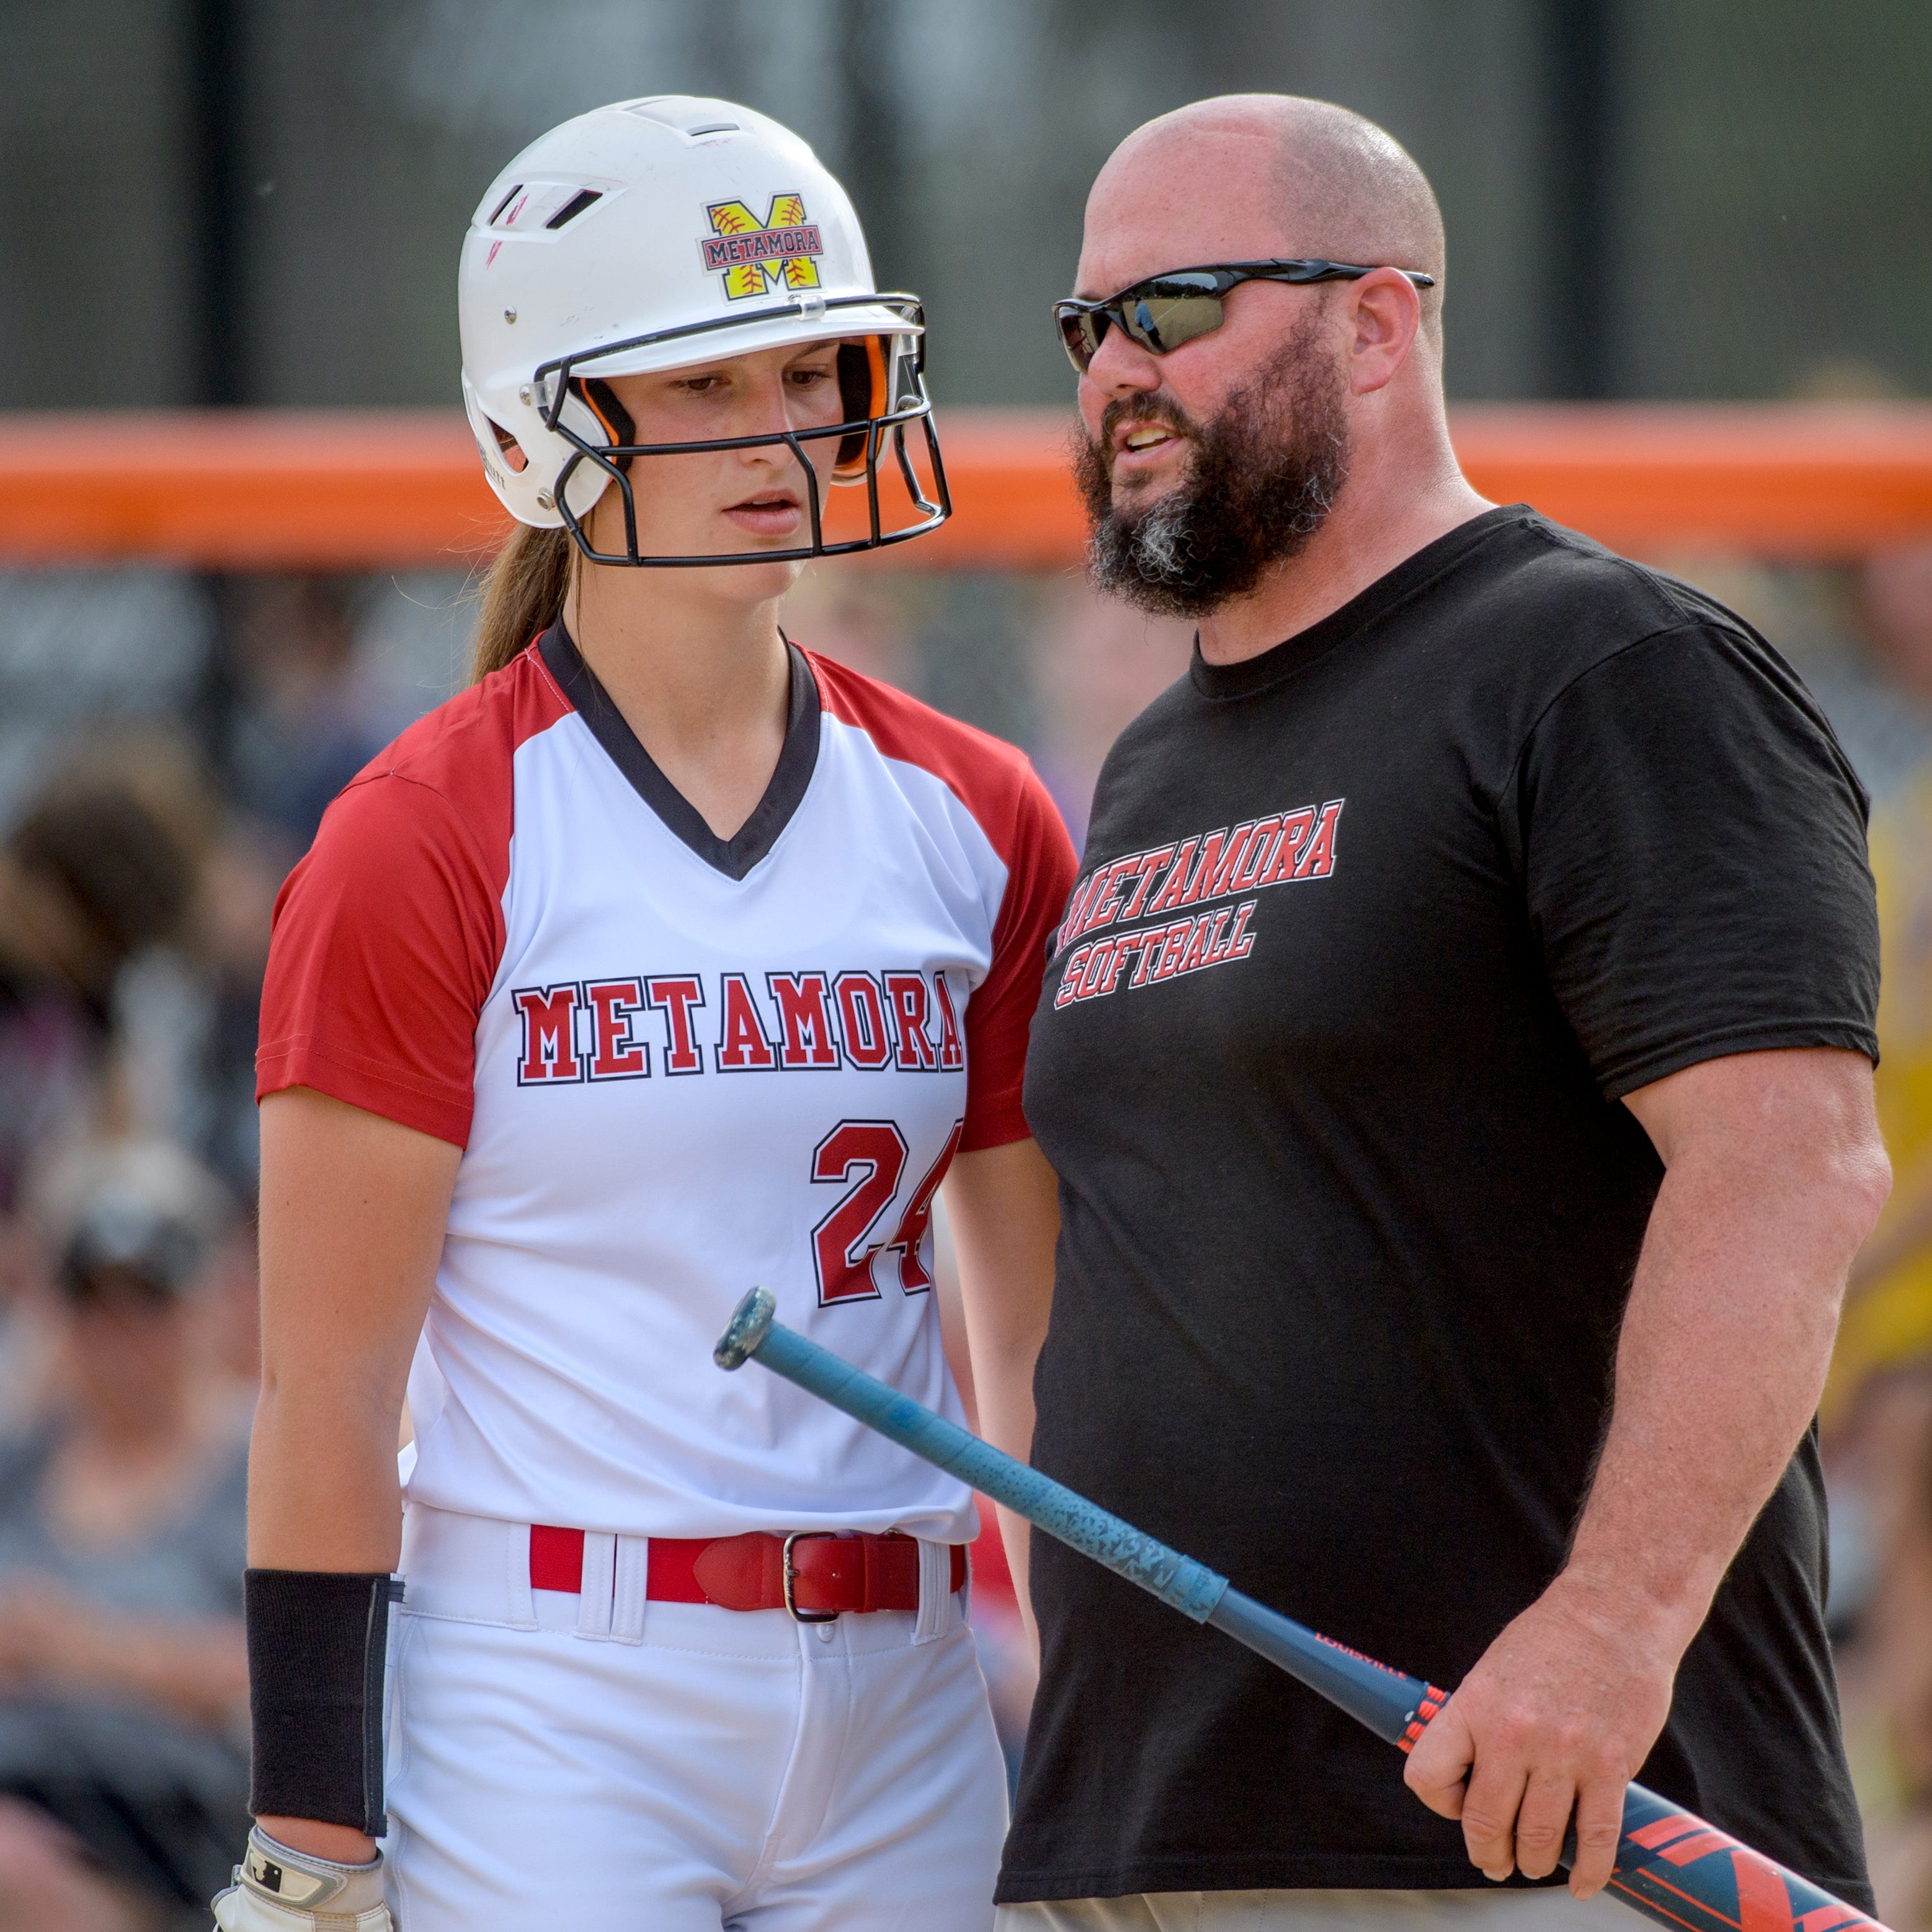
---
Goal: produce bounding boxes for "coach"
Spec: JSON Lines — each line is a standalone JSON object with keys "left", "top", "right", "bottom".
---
{"left": 982, "top": 94, "right": 1890, "bottom": 1930}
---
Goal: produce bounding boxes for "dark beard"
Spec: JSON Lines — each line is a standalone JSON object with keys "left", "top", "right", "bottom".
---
{"left": 1074, "top": 323, "right": 1350, "bottom": 619}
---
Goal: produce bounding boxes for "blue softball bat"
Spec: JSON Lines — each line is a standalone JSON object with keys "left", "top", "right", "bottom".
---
{"left": 714, "top": 1287, "right": 1888, "bottom": 1932}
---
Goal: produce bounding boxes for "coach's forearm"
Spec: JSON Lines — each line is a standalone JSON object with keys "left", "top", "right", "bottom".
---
{"left": 1564, "top": 1049, "right": 1890, "bottom": 1640}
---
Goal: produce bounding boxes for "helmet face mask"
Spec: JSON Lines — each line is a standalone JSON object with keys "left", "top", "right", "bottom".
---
{"left": 458, "top": 98, "right": 950, "bottom": 569}
{"left": 534, "top": 296, "right": 948, "bottom": 569}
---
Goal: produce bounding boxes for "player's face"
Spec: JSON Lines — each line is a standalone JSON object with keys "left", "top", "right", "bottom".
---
{"left": 585, "top": 340, "right": 848, "bottom": 594}
{"left": 1071, "top": 133, "right": 1342, "bottom": 517}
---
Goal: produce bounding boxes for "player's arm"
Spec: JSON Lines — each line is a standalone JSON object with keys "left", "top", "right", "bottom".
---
{"left": 1404, "top": 1044, "right": 1889, "bottom": 1900}
{"left": 944, "top": 1134, "right": 1060, "bottom": 1655}
{"left": 248, "top": 1085, "right": 461, "bottom": 1867}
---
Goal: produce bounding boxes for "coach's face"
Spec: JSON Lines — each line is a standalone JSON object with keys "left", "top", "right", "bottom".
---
{"left": 1071, "top": 125, "right": 1413, "bottom": 525}
{"left": 1074, "top": 133, "right": 1330, "bottom": 511}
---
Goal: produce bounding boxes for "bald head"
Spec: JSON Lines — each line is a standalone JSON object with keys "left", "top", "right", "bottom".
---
{"left": 1071, "top": 96, "right": 1485, "bottom": 631}
{"left": 1088, "top": 94, "right": 1446, "bottom": 336}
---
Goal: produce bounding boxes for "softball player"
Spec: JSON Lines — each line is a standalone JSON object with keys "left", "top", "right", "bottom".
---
{"left": 215, "top": 98, "right": 1074, "bottom": 1932}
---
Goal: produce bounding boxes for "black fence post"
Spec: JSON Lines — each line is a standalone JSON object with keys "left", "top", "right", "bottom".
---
{"left": 1543, "top": 0, "right": 1618, "bottom": 399}
{"left": 184, "top": 0, "right": 247, "bottom": 783}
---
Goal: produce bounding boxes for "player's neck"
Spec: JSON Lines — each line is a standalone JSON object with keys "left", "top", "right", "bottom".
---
{"left": 564, "top": 570, "right": 793, "bottom": 839}
{"left": 1194, "top": 412, "right": 1490, "bottom": 667}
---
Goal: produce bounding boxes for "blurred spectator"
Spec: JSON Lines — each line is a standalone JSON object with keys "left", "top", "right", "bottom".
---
{"left": 1811, "top": 534, "right": 1932, "bottom": 1926}
{"left": 1832, "top": 1364, "right": 1932, "bottom": 1928}
{"left": 0, "top": 768, "right": 196, "bottom": 1203}
{"left": 0, "top": 1797, "right": 154, "bottom": 1932}
{"left": 0, "top": 760, "right": 202, "bottom": 1445}
{"left": 204, "top": 576, "right": 432, "bottom": 1186}
{"left": 1866, "top": 547, "right": 1932, "bottom": 706}
{"left": 187, "top": 817, "right": 285, "bottom": 1194}
{"left": 782, "top": 564, "right": 920, "bottom": 691}
{"left": 0, "top": 1144, "right": 250, "bottom": 1928}
{"left": 1831, "top": 546, "right": 1932, "bottom": 1416}
{"left": 1817, "top": 545, "right": 1932, "bottom": 808}
{"left": 1031, "top": 578, "right": 1191, "bottom": 847}
{"left": 1774, "top": 357, "right": 1932, "bottom": 806}
{"left": 225, "top": 574, "right": 387, "bottom": 852}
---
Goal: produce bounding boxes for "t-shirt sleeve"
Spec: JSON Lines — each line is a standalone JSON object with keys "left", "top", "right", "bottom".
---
{"left": 963, "top": 763, "right": 1080, "bottom": 1151}
{"left": 1505, "top": 622, "right": 1879, "bottom": 1100}
{"left": 256, "top": 774, "right": 505, "bottom": 1146}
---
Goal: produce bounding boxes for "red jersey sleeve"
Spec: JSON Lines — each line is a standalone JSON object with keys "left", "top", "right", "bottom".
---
{"left": 961, "top": 763, "right": 1079, "bottom": 1152}
{"left": 256, "top": 773, "right": 506, "bottom": 1147}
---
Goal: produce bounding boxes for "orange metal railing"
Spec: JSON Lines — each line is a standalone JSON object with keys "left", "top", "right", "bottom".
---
{"left": 0, "top": 405, "right": 1928, "bottom": 571}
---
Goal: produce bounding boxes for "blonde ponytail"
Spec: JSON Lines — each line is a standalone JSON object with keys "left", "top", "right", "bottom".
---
{"left": 470, "top": 523, "right": 576, "bottom": 683}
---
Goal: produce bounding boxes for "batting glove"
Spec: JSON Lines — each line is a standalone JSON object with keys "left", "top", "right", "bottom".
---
{"left": 211, "top": 1826, "right": 394, "bottom": 1932}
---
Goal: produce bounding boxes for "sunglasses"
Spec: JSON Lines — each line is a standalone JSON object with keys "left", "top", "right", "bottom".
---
{"left": 1053, "top": 259, "right": 1437, "bottom": 374}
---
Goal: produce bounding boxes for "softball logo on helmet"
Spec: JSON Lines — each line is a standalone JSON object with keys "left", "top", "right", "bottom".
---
{"left": 700, "top": 193, "right": 824, "bottom": 298}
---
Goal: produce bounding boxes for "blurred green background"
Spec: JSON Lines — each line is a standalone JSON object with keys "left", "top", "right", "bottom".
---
{"left": 5, "top": 0, "right": 1929, "bottom": 411}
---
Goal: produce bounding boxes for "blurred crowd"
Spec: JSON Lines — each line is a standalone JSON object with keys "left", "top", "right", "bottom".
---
{"left": 0, "top": 575, "right": 406, "bottom": 1928}
{"left": 1800, "top": 545, "right": 1932, "bottom": 1930}
{"left": 0, "top": 550, "right": 1930, "bottom": 1925}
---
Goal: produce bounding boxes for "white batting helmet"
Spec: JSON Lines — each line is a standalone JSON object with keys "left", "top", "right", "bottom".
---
{"left": 457, "top": 96, "right": 947, "bottom": 566}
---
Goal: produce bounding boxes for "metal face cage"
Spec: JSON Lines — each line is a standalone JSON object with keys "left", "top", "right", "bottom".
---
{"left": 530, "top": 292, "right": 951, "bottom": 568}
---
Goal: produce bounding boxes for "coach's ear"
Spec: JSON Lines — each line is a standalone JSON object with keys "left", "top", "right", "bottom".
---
{"left": 1343, "top": 269, "right": 1423, "bottom": 397}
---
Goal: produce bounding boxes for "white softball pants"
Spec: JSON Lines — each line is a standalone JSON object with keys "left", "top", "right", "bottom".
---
{"left": 383, "top": 1505, "right": 1008, "bottom": 1931}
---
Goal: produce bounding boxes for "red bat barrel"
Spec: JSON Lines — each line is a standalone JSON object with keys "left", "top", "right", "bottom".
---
{"left": 1603, "top": 1785, "right": 1881, "bottom": 1932}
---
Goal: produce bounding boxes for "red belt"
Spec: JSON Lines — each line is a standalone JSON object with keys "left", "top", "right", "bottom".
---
{"left": 530, "top": 1526, "right": 966, "bottom": 1620}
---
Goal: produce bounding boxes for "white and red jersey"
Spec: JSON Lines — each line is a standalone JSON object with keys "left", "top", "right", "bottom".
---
{"left": 258, "top": 627, "right": 1075, "bottom": 1542}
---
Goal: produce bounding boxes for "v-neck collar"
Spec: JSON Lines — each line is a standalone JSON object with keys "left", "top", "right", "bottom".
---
{"left": 538, "top": 621, "right": 821, "bottom": 883}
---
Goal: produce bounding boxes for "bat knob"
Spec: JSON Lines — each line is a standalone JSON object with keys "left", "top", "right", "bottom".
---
{"left": 714, "top": 1287, "right": 777, "bottom": 1370}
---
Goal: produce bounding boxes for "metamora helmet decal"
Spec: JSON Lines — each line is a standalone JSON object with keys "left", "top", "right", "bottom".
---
{"left": 700, "top": 194, "right": 825, "bottom": 300}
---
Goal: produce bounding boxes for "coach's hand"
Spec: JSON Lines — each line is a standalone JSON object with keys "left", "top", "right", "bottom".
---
{"left": 1401, "top": 1573, "right": 1680, "bottom": 1900}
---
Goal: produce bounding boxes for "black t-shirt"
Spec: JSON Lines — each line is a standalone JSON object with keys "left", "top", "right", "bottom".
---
{"left": 1004, "top": 508, "right": 1879, "bottom": 1908}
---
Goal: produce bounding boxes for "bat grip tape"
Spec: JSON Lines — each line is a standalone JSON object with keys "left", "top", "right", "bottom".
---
{"left": 245, "top": 1569, "right": 404, "bottom": 1837}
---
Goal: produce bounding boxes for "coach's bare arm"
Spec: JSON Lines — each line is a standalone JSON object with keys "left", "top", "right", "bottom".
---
{"left": 945, "top": 1136, "right": 1061, "bottom": 1655}
{"left": 250, "top": 1086, "right": 462, "bottom": 1867}
{"left": 1404, "top": 1044, "right": 1889, "bottom": 1901}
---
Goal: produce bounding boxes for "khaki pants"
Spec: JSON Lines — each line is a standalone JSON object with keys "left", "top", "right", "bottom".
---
{"left": 995, "top": 1887, "right": 1633, "bottom": 1932}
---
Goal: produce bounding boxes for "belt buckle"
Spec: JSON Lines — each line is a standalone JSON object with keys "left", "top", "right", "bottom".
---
{"left": 782, "top": 1531, "right": 840, "bottom": 1623}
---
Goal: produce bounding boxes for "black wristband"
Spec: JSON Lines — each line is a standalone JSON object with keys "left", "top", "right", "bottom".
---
{"left": 245, "top": 1569, "right": 404, "bottom": 1836}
